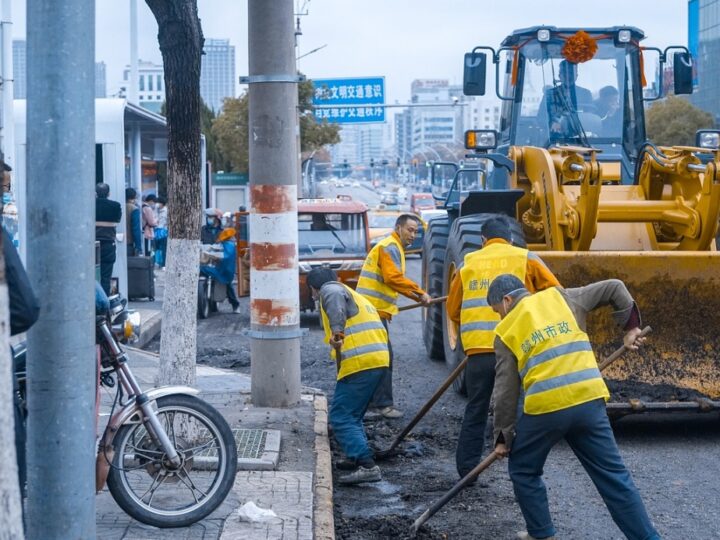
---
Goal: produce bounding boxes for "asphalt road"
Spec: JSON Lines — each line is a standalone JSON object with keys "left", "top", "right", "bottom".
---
{"left": 185, "top": 181, "right": 720, "bottom": 539}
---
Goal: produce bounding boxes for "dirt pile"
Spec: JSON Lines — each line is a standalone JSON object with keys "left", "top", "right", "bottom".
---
{"left": 335, "top": 515, "right": 447, "bottom": 540}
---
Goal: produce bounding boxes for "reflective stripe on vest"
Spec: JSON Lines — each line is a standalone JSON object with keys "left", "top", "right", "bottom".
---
{"left": 495, "top": 287, "right": 609, "bottom": 414}
{"left": 320, "top": 284, "right": 390, "bottom": 381}
{"left": 356, "top": 235, "right": 405, "bottom": 316}
{"left": 459, "top": 243, "right": 528, "bottom": 350}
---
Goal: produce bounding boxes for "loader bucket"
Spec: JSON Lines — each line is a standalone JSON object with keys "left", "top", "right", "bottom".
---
{"left": 540, "top": 251, "right": 720, "bottom": 415}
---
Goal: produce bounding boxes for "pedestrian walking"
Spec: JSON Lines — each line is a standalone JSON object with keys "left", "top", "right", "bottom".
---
{"left": 154, "top": 196, "right": 168, "bottom": 269}
{"left": 95, "top": 183, "right": 122, "bottom": 295}
{"left": 446, "top": 217, "right": 559, "bottom": 479}
{"left": 125, "top": 188, "right": 142, "bottom": 256}
{"left": 141, "top": 194, "right": 158, "bottom": 256}
{"left": 356, "top": 213, "right": 430, "bottom": 419}
{"left": 488, "top": 274, "right": 659, "bottom": 540}
{"left": 307, "top": 267, "right": 390, "bottom": 485}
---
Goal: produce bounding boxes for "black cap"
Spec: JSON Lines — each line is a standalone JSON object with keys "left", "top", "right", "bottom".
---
{"left": 307, "top": 267, "right": 338, "bottom": 290}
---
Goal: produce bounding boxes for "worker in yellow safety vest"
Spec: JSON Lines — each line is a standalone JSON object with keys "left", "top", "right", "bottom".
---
{"left": 446, "top": 217, "right": 559, "bottom": 479}
{"left": 356, "top": 213, "right": 430, "bottom": 419}
{"left": 308, "top": 267, "right": 390, "bottom": 485}
{"left": 487, "top": 274, "right": 658, "bottom": 540}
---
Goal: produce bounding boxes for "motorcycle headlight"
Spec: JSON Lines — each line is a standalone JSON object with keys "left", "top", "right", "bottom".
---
{"left": 124, "top": 311, "right": 142, "bottom": 343}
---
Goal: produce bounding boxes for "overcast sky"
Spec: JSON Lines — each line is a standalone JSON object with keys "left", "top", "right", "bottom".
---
{"left": 9, "top": 0, "right": 689, "bottom": 106}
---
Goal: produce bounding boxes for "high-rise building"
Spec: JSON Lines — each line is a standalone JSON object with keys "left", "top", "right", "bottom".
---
{"left": 12, "top": 40, "right": 26, "bottom": 99}
{"left": 463, "top": 97, "right": 501, "bottom": 132}
{"left": 120, "top": 60, "right": 165, "bottom": 113}
{"left": 689, "top": 0, "right": 720, "bottom": 119}
{"left": 394, "top": 109, "right": 412, "bottom": 164}
{"left": 201, "top": 39, "right": 236, "bottom": 113}
{"left": 409, "top": 79, "right": 461, "bottom": 156}
{"left": 95, "top": 62, "right": 107, "bottom": 98}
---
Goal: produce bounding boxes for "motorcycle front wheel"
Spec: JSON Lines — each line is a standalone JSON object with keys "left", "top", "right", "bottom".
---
{"left": 107, "top": 394, "right": 238, "bottom": 528}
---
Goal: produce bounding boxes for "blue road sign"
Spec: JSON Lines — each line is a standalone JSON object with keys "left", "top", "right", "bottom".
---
{"left": 312, "top": 77, "right": 385, "bottom": 124}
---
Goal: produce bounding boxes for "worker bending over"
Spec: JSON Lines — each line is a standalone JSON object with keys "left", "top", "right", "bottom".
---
{"left": 446, "top": 217, "right": 559, "bottom": 479}
{"left": 356, "top": 214, "right": 430, "bottom": 419}
{"left": 488, "top": 274, "right": 659, "bottom": 540}
{"left": 308, "top": 267, "right": 390, "bottom": 485}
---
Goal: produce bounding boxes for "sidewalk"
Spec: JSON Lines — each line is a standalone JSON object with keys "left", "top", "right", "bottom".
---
{"left": 96, "top": 288, "right": 334, "bottom": 539}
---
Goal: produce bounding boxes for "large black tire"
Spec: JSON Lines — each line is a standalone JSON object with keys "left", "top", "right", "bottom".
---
{"left": 442, "top": 214, "right": 526, "bottom": 395}
{"left": 197, "top": 280, "right": 209, "bottom": 319}
{"left": 422, "top": 216, "right": 450, "bottom": 360}
{"left": 107, "top": 394, "right": 238, "bottom": 528}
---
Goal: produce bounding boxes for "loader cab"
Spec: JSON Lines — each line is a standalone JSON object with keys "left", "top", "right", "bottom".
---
{"left": 464, "top": 26, "right": 693, "bottom": 187}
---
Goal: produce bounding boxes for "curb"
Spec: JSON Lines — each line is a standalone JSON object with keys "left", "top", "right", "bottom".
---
{"left": 313, "top": 394, "right": 335, "bottom": 540}
{"left": 134, "top": 310, "right": 162, "bottom": 349}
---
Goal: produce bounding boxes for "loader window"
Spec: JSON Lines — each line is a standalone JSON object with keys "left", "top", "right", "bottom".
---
{"left": 298, "top": 212, "right": 367, "bottom": 259}
{"left": 513, "top": 39, "right": 626, "bottom": 148}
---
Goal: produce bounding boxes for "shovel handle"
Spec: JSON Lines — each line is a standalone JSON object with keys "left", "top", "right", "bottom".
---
{"left": 398, "top": 295, "right": 448, "bottom": 312}
{"left": 411, "top": 452, "right": 499, "bottom": 533}
{"left": 598, "top": 325, "right": 652, "bottom": 372}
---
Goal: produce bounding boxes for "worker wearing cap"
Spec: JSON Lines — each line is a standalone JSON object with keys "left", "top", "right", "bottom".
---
{"left": 487, "top": 274, "right": 658, "bottom": 540}
{"left": 446, "top": 217, "right": 560, "bottom": 480}
{"left": 308, "top": 267, "right": 390, "bottom": 485}
{"left": 356, "top": 213, "right": 431, "bottom": 419}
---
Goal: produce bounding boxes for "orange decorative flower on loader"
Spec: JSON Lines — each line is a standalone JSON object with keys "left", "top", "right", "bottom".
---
{"left": 562, "top": 31, "right": 598, "bottom": 64}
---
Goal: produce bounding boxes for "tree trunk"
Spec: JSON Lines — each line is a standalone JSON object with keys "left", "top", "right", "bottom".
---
{"left": 146, "top": 0, "right": 204, "bottom": 386}
{"left": 0, "top": 234, "right": 25, "bottom": 538}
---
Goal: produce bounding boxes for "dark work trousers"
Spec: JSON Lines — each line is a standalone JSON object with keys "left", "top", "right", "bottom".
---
{"left": 456, "top": 352, "right": 496, "bottom": 477}
{"left": 12, "top": 357, "right": 26, "bottom": 500}
{"left": 369, "top": 318, "right": 393, "bottom": 408}
{"left": 330, "top": 367, "right": 386, "bottom": 465}
{"left": 226, "top": 281, "right": 240, "bottom": 309}
{"left": 99, "top": 239, "right": 116, "bottom": 296}
{"left": 509, "top": 398, "right": 660, "bottom": 540}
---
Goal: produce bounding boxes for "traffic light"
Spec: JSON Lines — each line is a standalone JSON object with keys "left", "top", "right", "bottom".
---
{"left": 343, "top": 159, "right": 349, "bottom": 169}
{"left": 396, "top": 157, "right": 401, "bottom": 168}
{"left": 370, "top": 158, "right": 375, "bottom": 168}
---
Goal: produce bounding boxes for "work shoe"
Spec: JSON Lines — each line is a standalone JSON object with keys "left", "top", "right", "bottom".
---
{"left": 363, "top": 409, "right": 383, "bottom": 421}
{"left": 337, "top": 465, "right": 382, "bottom": 485}
{"left": 232, "top": 305, "right": 241, "bottom": 314}
{"left": 379, "top": 406, "right": 404, "bottom": 419}
{"left": 516, "top": 531, "right": 555, "bottom": 540}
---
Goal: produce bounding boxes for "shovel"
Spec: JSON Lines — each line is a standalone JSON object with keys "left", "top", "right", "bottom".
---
{"left": 398, "top": 295, "right": 447, "bottom": 312}
{"left": 409, "top": 326, "right": 652, "bottom": 533}
{"left": 411, "top": 451, "right": 499, "bottom": 534}
{"left": 375, "top": 356, "right": 468, "bottom": 460}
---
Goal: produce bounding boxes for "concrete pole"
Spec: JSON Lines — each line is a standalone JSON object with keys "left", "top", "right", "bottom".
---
{"left": 26, "top": 1, "right": 97, "bottom": 538}
{"left": 248, "top": 0, "right": 301, "bottom": 407}
{"left": 132, "top": 123, "right": 142, "bottom": 193}
{"left": 0, "top": 0, "right": 15, "bottom": 167}
{"left": 129, "top": 0, "right": 138, "bottom": 104}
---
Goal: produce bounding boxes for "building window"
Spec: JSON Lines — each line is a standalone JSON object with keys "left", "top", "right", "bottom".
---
{"left": 157, "top": 75, "right": 163, "bottom": 91}
{"left": 139, "top": 75, "right": 144, "bottom": 91}
{"left": 149, "top": 76, "right": 153, "bottom": 91}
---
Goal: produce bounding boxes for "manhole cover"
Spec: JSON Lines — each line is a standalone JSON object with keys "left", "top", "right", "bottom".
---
{"left": 235, "top": 428, "right": 267, "bottom": 460}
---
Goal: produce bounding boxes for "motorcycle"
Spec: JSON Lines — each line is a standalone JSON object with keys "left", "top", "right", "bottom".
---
{"left": 197, "top": 272, "right": 227, "bottom": 319}
{"left": 13, "top": 292, "right": 238, "bottom": 528}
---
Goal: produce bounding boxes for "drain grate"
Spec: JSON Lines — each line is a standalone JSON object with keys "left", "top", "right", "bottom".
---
{"left": 234, "top": 428, "right": 268, "bottom": 460}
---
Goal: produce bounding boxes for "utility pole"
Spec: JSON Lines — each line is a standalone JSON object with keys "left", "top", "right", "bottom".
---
{"left": 247, "top": 0, "right": 301, "bottom": 407}
{"left": 0, "top": 0, "right": 14, "bottom": 168}
{"left": 26, "top": 1, "right": 97, "bottom": 538}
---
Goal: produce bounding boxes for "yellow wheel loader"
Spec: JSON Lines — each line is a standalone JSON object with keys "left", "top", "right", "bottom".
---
{"left": 422, "top": 26, "right": 720, "bottom": 414}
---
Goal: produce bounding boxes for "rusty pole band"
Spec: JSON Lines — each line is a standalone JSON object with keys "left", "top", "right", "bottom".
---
{"left": 247, "top": 0, "right": 301, "bottom": 407}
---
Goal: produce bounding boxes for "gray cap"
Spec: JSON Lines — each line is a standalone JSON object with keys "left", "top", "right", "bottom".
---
{"left": 487, "top": 274, "right": 527, "bottom": 305}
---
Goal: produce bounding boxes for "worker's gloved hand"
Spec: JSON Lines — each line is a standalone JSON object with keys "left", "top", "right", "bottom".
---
{"left": 419, "top": 293, "right": 432, "bottom": 306}
{"left": 494, "top": 443, "right": 509, "bottom": 459}
{"left": 330, "top": 334, "right": 344, "bottom": 351}
{"left": 623, "top": 327, "right": 646, "bottom": 350}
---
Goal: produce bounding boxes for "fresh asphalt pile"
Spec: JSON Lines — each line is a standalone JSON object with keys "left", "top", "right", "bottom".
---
{"left": 155, "top": 258, "right": 720, "bottom": 539}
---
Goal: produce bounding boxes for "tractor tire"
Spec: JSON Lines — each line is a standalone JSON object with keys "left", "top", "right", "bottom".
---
{"left": 442, "top": 214, "right": 526, "bottom": 395}
{"left": 422, "top": 216, "right": 450, "bottom": 361}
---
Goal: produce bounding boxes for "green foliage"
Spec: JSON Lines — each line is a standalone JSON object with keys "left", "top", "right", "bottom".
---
{"left": 212, "top": 75, "right": 340, "bottom": 172}
{"left": 646, "top": 96, "right": 715, "bottom": 147}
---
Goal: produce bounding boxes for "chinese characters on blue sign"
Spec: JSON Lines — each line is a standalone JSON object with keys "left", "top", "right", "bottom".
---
{"left": 312, "top": 77, "right": 386, "bottom": 124}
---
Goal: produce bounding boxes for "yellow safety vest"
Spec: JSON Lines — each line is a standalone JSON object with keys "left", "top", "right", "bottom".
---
{"left": 459, "top": 243, "right": 528, "bottom": 351}
{"left": 320, "top": 284, "right": 390, "bottom": 381}
{"left": 356, "top": 234, "right": 405, "bottom": 316}
{"left": 495, "top": 288, "right": 609, "bottom": 415}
